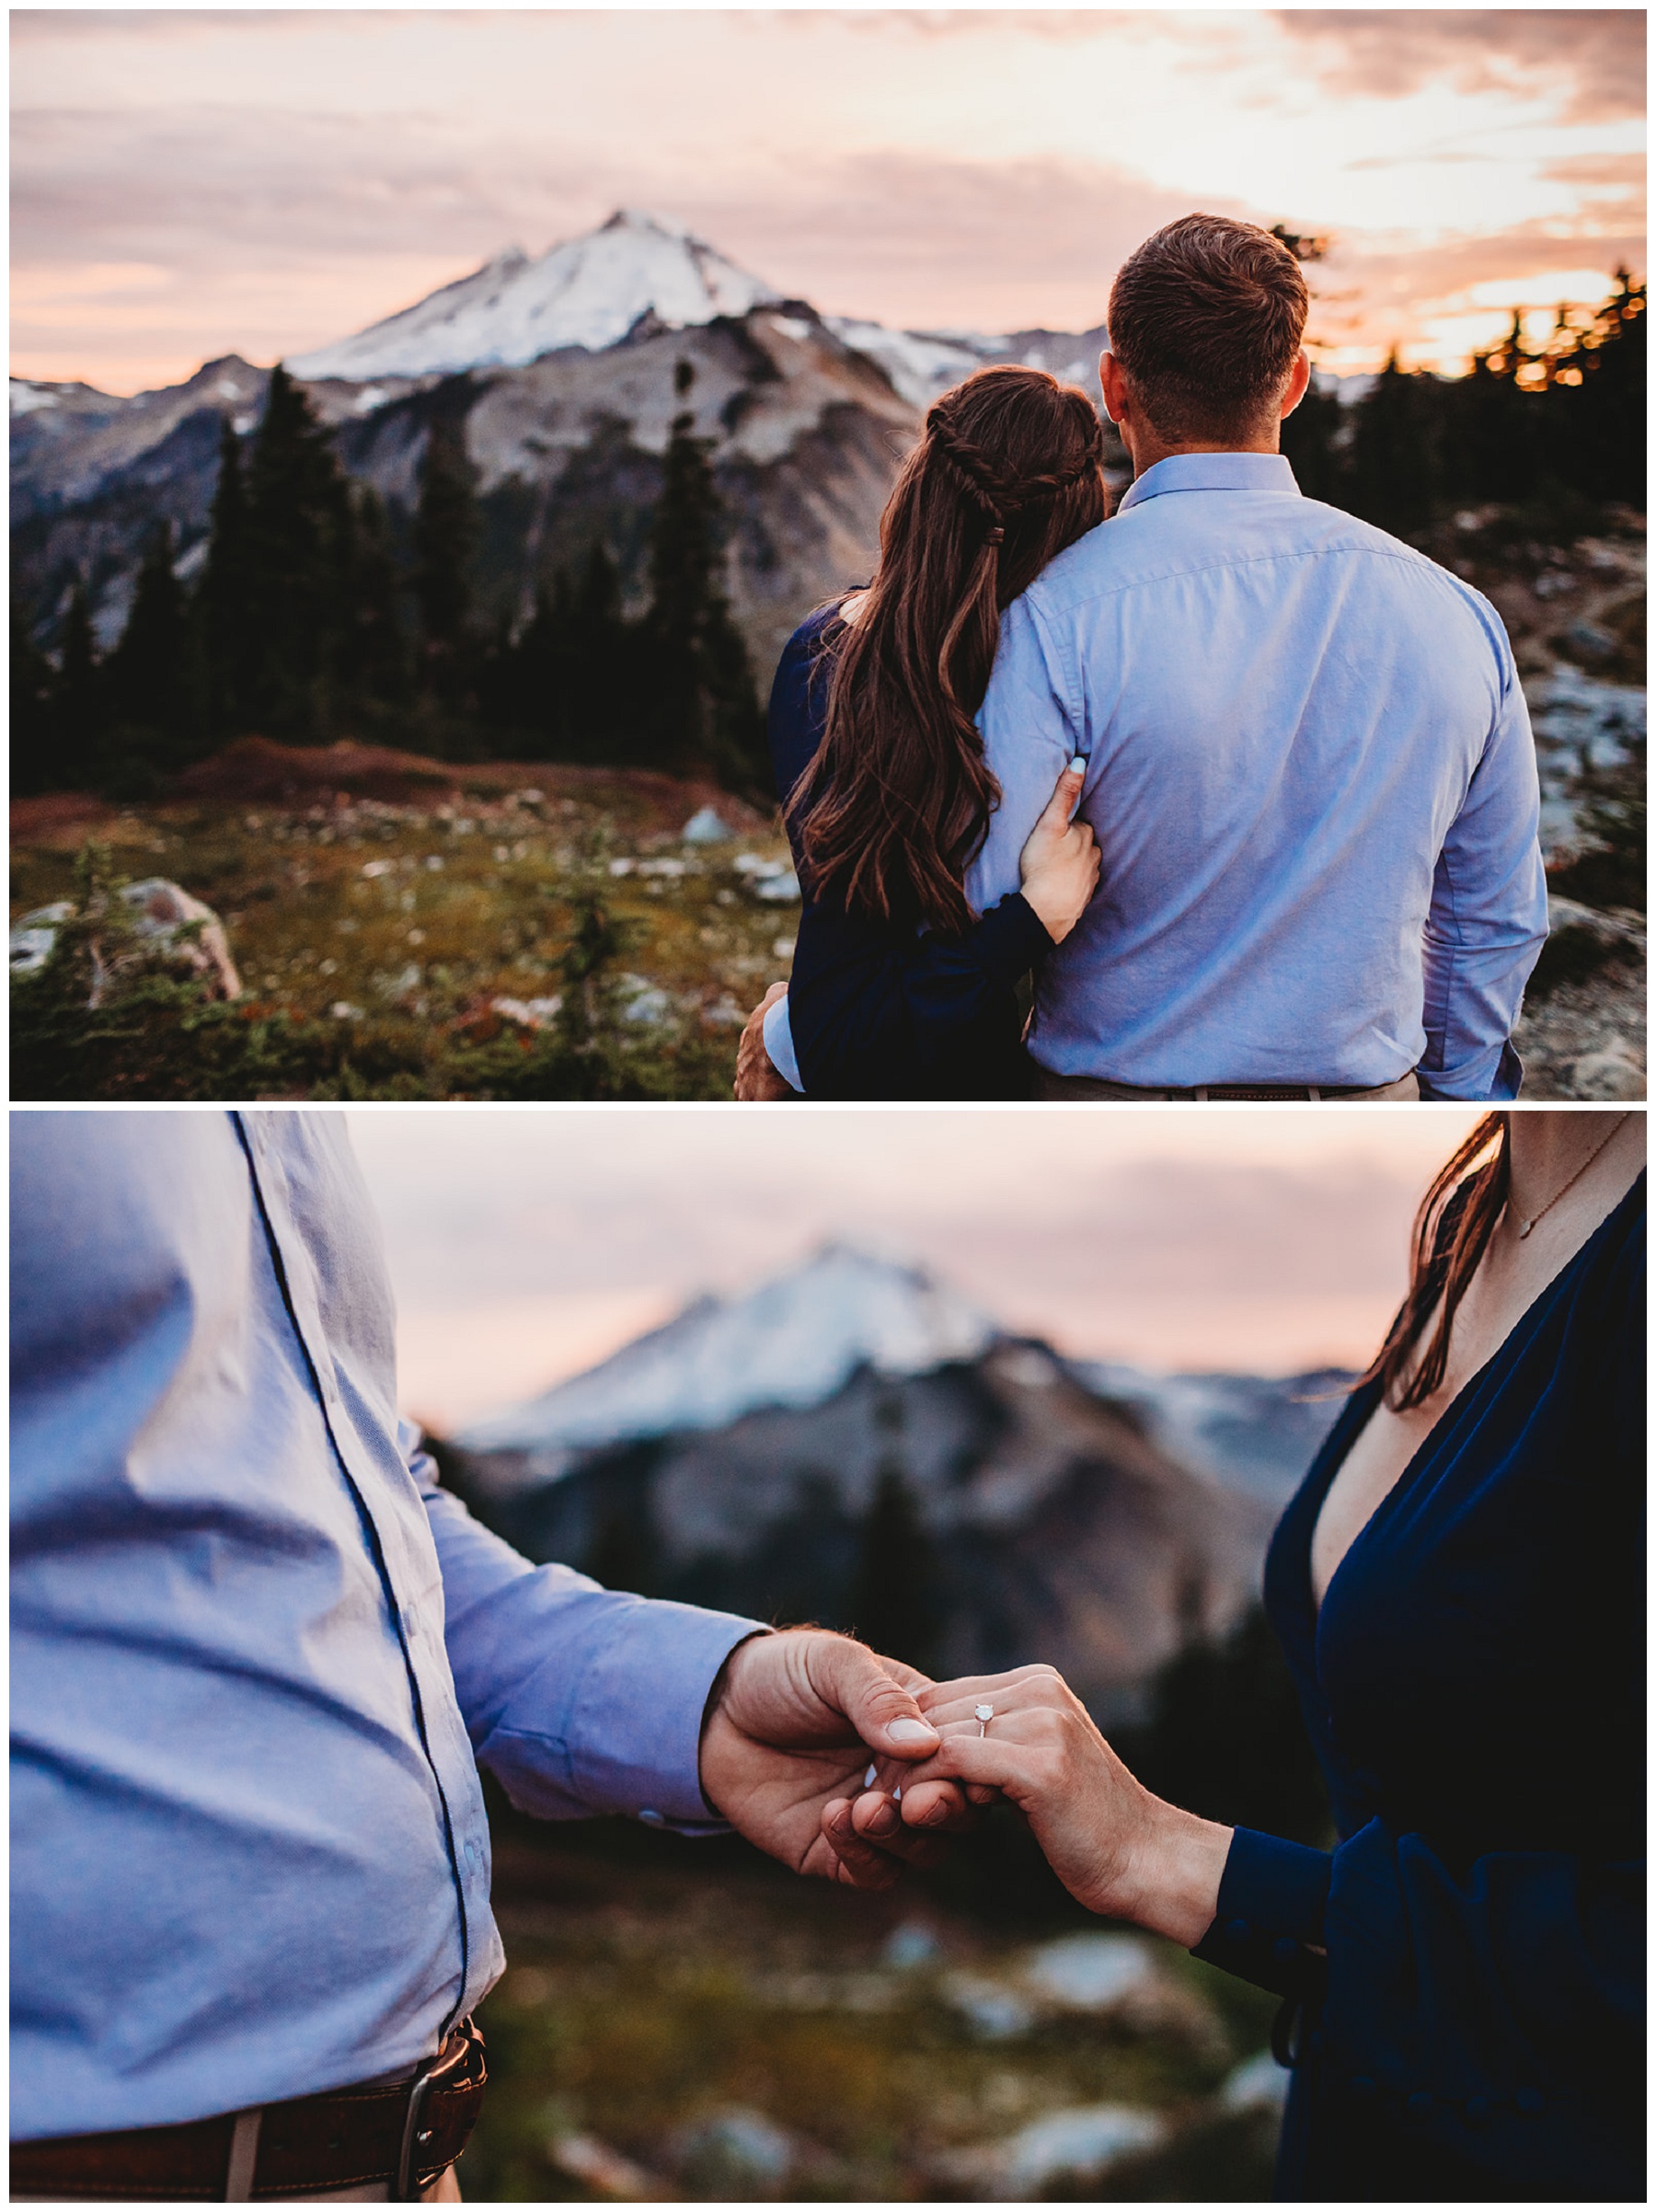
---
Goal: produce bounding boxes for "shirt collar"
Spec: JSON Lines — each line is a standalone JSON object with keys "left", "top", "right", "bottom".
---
{"left": 1118, "top": 451, "right": 1301, "bottom": 512}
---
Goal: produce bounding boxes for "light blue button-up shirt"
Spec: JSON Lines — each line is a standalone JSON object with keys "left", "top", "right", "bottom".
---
{"left": 966, "top": 452, "right": 1547, "bottom": 1097}
{"left": 11, "top": 1110, "right": 759, "bottom": 2141}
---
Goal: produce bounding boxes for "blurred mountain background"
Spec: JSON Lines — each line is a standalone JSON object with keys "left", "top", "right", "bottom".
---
{"left": 426, "top": 1239, "right": 1343, "bottom": 2200}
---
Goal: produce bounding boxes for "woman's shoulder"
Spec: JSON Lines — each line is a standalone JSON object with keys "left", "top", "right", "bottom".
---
{"left": 784, "top": 598, "right": 854, "bottom": 662}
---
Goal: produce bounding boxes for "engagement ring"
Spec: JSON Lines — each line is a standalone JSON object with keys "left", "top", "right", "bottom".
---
{"left": 975, "top": 1702, "right": 995, "bottom": 1736}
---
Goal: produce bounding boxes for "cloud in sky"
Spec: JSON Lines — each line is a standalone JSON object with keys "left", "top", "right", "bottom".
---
{"left": 11, "top": 9, "right": 1644, "bottom": 392}
{"left": 1272, "top": 10, "right": 1646, "bottom": 121}
{"left": 344, "top": 1107, "right": 1482, "bottom": 1434}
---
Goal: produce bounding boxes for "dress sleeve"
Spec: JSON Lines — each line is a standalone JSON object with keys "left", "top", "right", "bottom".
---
{"left": 1193, "top": 1821, "right": 1643, "bottom": 2123}
{"left": 405, "top": 1424, "right": 764, "bottom": 1832}
{"left": 786, "top": 888, "right": 1052, "bottom": 1100}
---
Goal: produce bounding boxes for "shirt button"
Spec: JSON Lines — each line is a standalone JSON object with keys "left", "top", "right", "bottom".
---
{"left": 638, "top": 1807, "right": 664, "bottom": 1827}
{"left": 1516, "top": 2087, "right": 1544, "bottom": 2114}
{"left": 1272, "top": 1936, "right": 1299, "bottom": 1964}
{"left": 1407, "top": 2091, "right": 1432, "bottom": 2117}
{"left": 1464, "top": 2096, "right": 1492, "bottom": 2126}
{"left": 1225, "top": 1918, "right": 1250, "bottom": 1942}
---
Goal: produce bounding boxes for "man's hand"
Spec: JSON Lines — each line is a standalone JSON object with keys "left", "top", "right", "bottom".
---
{"left": 734, "top": 981, "right": 793, "bottom": 1100}
{"left": 699, "top": 1630, "right": 978, "bottom": 1887}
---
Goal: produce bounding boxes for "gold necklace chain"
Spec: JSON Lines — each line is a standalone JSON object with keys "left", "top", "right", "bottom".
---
{"left": 1512, "top": 1113, "right": 1632, "bottom": 1238}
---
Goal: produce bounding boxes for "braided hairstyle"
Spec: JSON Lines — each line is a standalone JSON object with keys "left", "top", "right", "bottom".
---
{"left": 789, "top": 364, "right": 1109, "bottom": 935}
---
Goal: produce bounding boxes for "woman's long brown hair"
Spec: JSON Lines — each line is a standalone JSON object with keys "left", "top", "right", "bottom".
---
{"left": 788, "top": 365, "right": 1110, "bottom": 934}
{"left": 1361, "top": 1113, "right": 1512, "bottom": 1411}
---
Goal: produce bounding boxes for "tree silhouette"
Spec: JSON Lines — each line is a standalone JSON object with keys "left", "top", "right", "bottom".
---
{"left": 104, "top": 522, "right": 201, "bottom": 774}
{"left": 413, "top": 411, "right": 480, "bottom": 706}
{"left": 200, "top": 418, "right": 259, "bottom": 734}
{"left": 641, "top": 359, "right": 766, "bottom": 786}
{"left": 53, "top": 583, "right": 103, "bottom": 790}
{"left": 241, "top": 363, "right": 356, "bottom": 737}
{"left": 11, "top": 598, "right": 58, "bottom": 797}
{"left": 849, "top": 1442, "right": 942, "bottom": 1676}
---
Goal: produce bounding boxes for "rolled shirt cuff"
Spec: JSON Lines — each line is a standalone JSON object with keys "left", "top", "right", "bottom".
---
{"left": 763, "top": 994, "right": 805, "bottom": 1094}
{"left": 1190, "top": 1826, "right": 1332, "bottom": 1998}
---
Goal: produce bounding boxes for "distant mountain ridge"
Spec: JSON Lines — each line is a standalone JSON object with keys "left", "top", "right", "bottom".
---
{"left": 449, "top": 1247, "right": 1346, "bottom": 1716}
{"left": 287, "top": 211, "right": 783, "bottom": 380}
{"left": 458, "top": 1243, "right": 1347, "bottom": 1505}
{"left": 11, "top": 209, "right": 1120, "bottom": 664}
{"left": 461, "top": 1243, "right": 999, "bottom": 1468}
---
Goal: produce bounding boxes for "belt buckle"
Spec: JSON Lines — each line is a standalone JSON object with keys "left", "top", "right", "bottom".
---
{"left": 396, "top": 2017, "right": 481, "bottom": 2201}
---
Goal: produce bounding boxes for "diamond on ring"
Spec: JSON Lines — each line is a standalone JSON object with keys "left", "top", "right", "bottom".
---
{"left": 975, "top": 1702, "right": 995, "bottom": 1736}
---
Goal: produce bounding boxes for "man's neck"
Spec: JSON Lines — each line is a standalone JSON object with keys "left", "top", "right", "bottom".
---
{"left": 1127, "top": 432, "right": 1281, "bottom": 478}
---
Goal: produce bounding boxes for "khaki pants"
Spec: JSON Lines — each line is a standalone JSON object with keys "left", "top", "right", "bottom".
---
{"left": 1033, "top": 1070, "right": 1422, "bottom": 1101}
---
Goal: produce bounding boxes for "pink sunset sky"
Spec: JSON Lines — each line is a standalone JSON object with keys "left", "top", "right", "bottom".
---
{"left": 345, "top": 1105, "right": 1487, "bottom": 1434}
{"left": 11, "top": 8, "right": 1645, "bottom": 395}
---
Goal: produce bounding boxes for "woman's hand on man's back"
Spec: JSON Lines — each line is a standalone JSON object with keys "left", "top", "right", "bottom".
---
{"left": 1018, "top": 758, "right": 1100, "bottom": 943}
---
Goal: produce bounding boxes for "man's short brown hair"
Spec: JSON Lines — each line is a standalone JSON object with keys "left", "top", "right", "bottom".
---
{"left": 1108, "top": 214, "right": 1308, "bottom": 444}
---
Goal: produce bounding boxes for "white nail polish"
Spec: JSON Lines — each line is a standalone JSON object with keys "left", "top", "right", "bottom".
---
{"left": 893, "top": 1785, "right": 903, "bottom": 1803}
{"left": 887, "top": 1717, "right": 938, "bottom": 1743}
{"left": 1068, "top": 755, "right": 1086, "bottom": 774}
{"left": 863, "top": 1762, "right": 878, "bottom": 1789}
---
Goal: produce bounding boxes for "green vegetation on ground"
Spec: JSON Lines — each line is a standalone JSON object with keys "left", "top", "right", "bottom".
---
{"left": 11, "top": 784, "right": 799, "bottom": 1099}
{"left": 460, "top": 1800, "right": 1285, "bottom": 2203}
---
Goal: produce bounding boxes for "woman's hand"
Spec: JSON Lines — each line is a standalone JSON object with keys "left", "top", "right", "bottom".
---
{"left": 1018, "top": 759, "right": 1100, "bottom": 944}
{"left": 870, "top": 1665, "right": 1233, "bottom": 1946}
{"left": 734, "top": 981, "right": 794, "bottom": 1100}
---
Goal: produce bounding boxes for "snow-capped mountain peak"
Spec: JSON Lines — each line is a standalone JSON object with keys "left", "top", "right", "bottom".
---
{"left": 457, "top": 1243, "right": 998, "bottom": 1464}
{"left": 287, "top": 210, "right": 780, "bottom": 382}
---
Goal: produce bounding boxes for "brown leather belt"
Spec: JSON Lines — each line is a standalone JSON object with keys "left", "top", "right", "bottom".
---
{"left": 11, "top": 2018, "right": 485, "bottom": 2202}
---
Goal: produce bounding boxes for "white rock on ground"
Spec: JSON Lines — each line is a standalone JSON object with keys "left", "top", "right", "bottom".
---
{"left": 999, "top": 2103, "right": 1167, "bottom": 2195}
{"left": 1220, "top": 2049, "right": 1291, "bottom": 2114}
{"left": 1021, "top": 1932, "right": 1157, "bottom": 2010}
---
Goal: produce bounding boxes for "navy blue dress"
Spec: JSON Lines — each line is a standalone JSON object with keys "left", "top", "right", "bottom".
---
{"left": 1194, "top": 1172, "right": 1645, "bottom": 2201}
{"left": 769, "top": 605, "right": 1052, "bottom": 1099}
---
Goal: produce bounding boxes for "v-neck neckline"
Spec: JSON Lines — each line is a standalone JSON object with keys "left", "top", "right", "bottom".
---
{"left": 1305, "top": 1169, "right": 1644, "bottom": 1629}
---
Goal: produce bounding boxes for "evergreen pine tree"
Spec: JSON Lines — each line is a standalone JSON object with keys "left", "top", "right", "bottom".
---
{"left": 104, "top": 523, "right": 196, "bottom": 774}
{"left": 1345, "top": 350, "right": 1443, "bottom": 535}
{"left": 340, "top": 482, "right": 410, "bottom": 712}
{"left": 848, "top": 1434, "right": 941, "bottom": 1676}
{"left": 642, "top": 360, "right": 766, "bottom": 787}
{"left": 11, "top": 600, "right": 59, "bottom": 797}
{"left": 1567, "top": 268, "right": 1646, "bottom": 503}
{"left": 242, "top": 363, "right": 354, "bottom": 739}
{"left": 53, "top": 582, "right": 104, "bottom": 790}
{"left": 200, "top": 417, "right": 259, "bottom": 735}
{"left": 413, "top": 409, "right": 480, "bottom": 707}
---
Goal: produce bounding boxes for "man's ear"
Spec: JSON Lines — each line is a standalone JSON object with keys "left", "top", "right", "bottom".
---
{"left": 1098, "top": 350, "right": 1130, "bottom": 426}
{"left": 1279, "top": 349, "right": 1312, "bottom": 422}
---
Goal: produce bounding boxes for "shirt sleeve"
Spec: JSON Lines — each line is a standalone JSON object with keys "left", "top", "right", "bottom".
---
{"left": 1418, "top": 631, "right": 1548, "bottom": 1100}
{"left": 405, "top": 1424, "right": 765, "bottom": 1833}
{"left": 1192, "top": 1821, "right": 1642, "bottom": 2131}
{"left": 964, "top": 593, "right": 1084, "bottom": 915}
